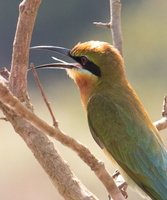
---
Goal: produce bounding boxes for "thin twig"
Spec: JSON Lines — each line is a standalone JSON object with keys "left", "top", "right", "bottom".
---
{"left": 93, "top": 22, "right": 111, "bottom": 29}
{"left": 30, "top": 63, "right": 58, "bottom": 126}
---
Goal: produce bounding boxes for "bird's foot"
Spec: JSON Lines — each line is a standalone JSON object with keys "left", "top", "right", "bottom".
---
{"left": 112, "top": 169, "right": 120, "bottom": 179}
{"left": 112, "top": 169, "right": 128, "bottom": 199}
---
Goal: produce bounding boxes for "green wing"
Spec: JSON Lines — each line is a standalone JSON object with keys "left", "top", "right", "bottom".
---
{"left": 87, "top": 93, "right": 167, "bottom": 200}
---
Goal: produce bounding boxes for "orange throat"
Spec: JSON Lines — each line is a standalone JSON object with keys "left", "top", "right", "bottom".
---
{"left": 67, "top": 69, "right": 98, "bottom": 110}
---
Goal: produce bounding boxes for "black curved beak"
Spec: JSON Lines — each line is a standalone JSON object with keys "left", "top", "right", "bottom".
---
{"left": 30, "top": 45, "right": 79, "bottom": 70}
{"left": 30, "top": 45, "right": 71, "bottom": 56}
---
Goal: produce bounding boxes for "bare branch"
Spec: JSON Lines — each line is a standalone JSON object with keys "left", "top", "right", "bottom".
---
{"left": 0, "top": 76, "right": 125, "bottom": 200}
{"left": 9, "top": 0, "right": 42, "bottom": 106}
{"left": 1, "top": 0, "right": 100, "bottom": 199}
{"left": 0, "top": 77, "right": 99, "bottom": 200}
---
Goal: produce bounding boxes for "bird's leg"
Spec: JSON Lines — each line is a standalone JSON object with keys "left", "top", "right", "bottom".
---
{"left": 112, "top": 169, "right": 128, "bottom": 199}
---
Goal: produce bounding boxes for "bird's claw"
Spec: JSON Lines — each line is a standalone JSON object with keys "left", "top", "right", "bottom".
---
{"left": 118, "top": 182, "right": 128, "bottom": 199}
{"left": 112, "top": 169, "right": 128, "bottom": 199}
{"left": 112, "top": 169, "right": 120, "bottom": 179}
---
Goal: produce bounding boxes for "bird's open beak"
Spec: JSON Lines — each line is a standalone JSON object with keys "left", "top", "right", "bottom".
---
{"left": 30, "top": 45, "right": 81, "bottom": 70}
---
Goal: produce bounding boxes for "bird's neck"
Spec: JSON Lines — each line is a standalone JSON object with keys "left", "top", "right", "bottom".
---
{"left": 67, "top": 68, "right": 131, "bottom": 110}
{"left": 67, "top": 69, "right": 98, "bottom": 110}
{"left": 77, "top": 78, "right": 129, "bottom": 111}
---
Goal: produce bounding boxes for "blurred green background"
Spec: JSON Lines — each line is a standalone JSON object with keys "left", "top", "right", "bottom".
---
{"left": 0, "top": 0, "right": 167, "bottom": 200}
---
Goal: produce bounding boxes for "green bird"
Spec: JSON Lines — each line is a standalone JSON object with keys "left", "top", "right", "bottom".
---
{"left": 31, "top": 41, "right": 167, "bottom": 200}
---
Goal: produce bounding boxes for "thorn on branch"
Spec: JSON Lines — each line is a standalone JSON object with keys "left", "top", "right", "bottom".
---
{"left": 0, "top": 116, "right": 8, "bottom": 121}
{"left": 0, "top": 67, "right": 10, "bottom": 78}
{"left": 93, "top": 22, "right": 111, "bottom": 29}
{"left": 30, "top": 63, "right": 58, "bottom": 127}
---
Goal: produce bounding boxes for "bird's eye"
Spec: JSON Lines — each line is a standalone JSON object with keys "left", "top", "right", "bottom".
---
{"left": 80, "top": 56, "right": 88, "bottom": 66}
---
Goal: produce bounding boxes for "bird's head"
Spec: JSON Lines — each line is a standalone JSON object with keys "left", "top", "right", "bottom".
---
{"left": 31, "top": 41, "right": 125, "bottom": 107}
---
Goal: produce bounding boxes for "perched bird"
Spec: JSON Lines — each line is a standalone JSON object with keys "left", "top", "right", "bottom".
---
{"left": 31, "top": 41, "right": 167, "bottom": 200}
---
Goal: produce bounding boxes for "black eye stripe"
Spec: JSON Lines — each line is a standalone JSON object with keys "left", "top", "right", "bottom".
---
{"left": 71, "top": 56, "right": 101, "bottom": 77}
{"left": 84, "top": 60, "right": 101, "bottom": 77}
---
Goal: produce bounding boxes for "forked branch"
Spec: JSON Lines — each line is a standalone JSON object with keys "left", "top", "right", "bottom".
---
{"left": 94, "top": 0, "right": 123, "bottom": 56}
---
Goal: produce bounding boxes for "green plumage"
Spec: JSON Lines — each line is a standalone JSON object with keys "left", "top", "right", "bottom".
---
{"left": 87, "top": 91, "right": 167, "bottom": 200}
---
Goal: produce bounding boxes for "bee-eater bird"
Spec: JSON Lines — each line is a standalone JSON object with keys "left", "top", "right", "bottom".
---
{"left": 31, "top": 41, "right": 167, "bottom": 200}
